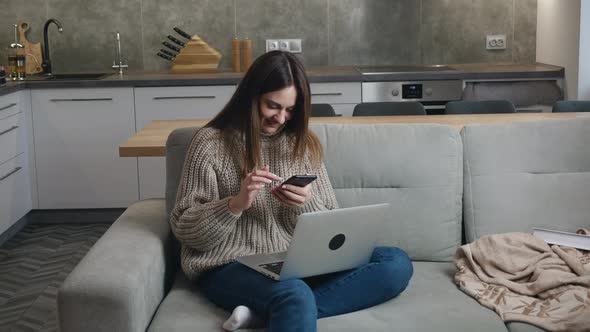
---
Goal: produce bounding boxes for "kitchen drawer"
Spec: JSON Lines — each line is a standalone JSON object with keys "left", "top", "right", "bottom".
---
{"left": 0, "top": 154, "right": 31, "bottom": 235}
{"left": 0, "top": 93, "right": 20, "bottom": 119}
{"left": 0, "top": 111, "right": 24, "bottom": 164}
{"left": 310, "top": 82, "right": 361, "bottom": 104}
{"left": 135, "top": 86, "right": 236, "bottom": 129}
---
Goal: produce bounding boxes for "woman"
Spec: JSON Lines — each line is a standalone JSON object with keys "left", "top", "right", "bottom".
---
{"left": 170, "top": 50, "right": 413, "bottom": 332}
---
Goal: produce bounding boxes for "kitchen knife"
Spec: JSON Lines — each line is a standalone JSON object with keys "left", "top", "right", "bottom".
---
{"left": 160, "top": 48, "right": 176, "bottom": 57}
{"left": 167, "top": 35, "right": 185, "bottom": 48}
{"left": 173, "top": 27, "right": 192, "bottom": 40}
{"left": 156, "top": 52, "right": 174, "bottom": 61}
{"left": 162, "top": 41, "right": 181, "bottom": 53}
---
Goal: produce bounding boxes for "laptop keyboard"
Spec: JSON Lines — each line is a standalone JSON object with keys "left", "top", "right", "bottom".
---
{"left": 259, "top": 261, "right": 283, "bottom": 275}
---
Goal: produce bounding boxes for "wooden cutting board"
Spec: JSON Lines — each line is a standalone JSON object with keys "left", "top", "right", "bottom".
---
{"left": 18, "top": 21, "right": 43, "bottom": 74}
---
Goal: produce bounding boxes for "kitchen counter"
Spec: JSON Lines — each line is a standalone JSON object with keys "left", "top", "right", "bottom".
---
{"left": 0, "top": 83, "right": 23, "bottom": 96}
{"left": 451, "top": 63, "right": 565, "bottom": 79}
{"left": 0, "top": 63, "right": 564, "bottom": 97}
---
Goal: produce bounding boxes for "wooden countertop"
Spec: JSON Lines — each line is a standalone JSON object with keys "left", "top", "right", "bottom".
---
{"left": 119, "top": 113, "right": 589, "bottom": 157}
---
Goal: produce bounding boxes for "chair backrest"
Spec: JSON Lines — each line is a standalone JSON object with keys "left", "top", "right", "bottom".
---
{"left": 166, "top": 124, "right": 464, "bottom": 262}
{"left": 445, "top": 100, "right": 516, "bottom": 114}
{"left": 352, "top": 102, "right": 426, "bottom": 116}
{"left": 552, "top": 100, "right": 590, "bottom": 113}
{"left": 311, "top": 103, "right": 337, "bottom": 117}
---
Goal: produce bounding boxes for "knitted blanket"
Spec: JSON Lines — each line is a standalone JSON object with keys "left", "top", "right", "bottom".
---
{"left": 454, "top": 229, "right": 590, "bottom": 332}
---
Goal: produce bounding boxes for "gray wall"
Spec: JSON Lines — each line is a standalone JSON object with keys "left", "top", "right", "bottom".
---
{"left": 1, "top": 0, "right": 537, "bottom": 73}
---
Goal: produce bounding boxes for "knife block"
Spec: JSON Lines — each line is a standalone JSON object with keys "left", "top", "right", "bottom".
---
{"left": 170, "top": 35, "right": 222, "bottom": 73}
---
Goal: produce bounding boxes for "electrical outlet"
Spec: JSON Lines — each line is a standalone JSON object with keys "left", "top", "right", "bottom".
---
{"left": 266, "top": 39, "right": 302, "bottom": 53}
{"left": 486, "top": 34, "right": 506, "bottom": 50}
{"left": 266, "top": 40, "right": 279, "bottom": 51}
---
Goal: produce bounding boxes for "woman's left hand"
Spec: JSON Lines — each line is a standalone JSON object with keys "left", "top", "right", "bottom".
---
{"left": 271, "top": 183, "right": 312, "bottom": 207}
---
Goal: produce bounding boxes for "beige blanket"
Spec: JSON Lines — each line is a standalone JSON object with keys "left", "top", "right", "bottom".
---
{"left": 454, "top": 229, "right": 590, "bottom": 332}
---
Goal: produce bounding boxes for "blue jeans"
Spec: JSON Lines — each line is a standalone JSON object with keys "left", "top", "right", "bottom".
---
{"left": 197, "top": 246, "right": 413, "bottom": 332}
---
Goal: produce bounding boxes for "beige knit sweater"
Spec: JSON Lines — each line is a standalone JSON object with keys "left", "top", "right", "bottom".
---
{"left": 170, "top": 127, "right": 339, "bottom": 280}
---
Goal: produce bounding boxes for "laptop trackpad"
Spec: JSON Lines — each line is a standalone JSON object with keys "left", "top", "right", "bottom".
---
{"left": 259, "top": 261, "right": 284, "bottom": 275}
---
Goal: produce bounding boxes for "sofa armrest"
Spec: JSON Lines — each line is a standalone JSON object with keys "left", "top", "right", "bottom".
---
{"left": 58, "top": 199, "right": 174, "bottom": 332}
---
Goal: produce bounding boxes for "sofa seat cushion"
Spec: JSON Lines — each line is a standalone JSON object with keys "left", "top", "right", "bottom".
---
{"left": 147, "top": 262, "right": 507, "bottom": 332}
{"left": 506, "top": 322, "right": 547, "bottom": 332}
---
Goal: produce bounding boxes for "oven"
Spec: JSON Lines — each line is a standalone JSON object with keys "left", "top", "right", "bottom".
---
{"left": 358, "top": 66, "right": 463, "bottom": 115}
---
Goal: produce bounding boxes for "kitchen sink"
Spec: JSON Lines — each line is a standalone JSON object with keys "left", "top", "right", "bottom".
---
{"left": 47, "top": 73, "right": 110, "bottom": 80}
{"left": 26, "top": 73, "right": 110, "bottom": 81}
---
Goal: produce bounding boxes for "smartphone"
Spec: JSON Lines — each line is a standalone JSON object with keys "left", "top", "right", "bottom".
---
{"left": 281, "top": 175, "right": 317, "bottom": 187}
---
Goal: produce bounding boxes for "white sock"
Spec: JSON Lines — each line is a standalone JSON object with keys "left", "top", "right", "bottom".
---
{"left": 222, "top": 305, "right": 262, "bottom": 331}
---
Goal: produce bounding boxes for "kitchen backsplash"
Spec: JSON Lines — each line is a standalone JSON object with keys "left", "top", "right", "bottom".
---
{"left": 0, "top": 0, "right": 537, "bottom": 73}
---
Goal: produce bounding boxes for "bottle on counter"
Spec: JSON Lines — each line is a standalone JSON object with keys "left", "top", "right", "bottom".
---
{"left": 231, "top": 37, "right": 241, "bottom": 73}
{"left": 8, "top": 24, "right": 26, "bottom": 80}
{"left": 241, "top": 38, "right": 252, "bottom": 72}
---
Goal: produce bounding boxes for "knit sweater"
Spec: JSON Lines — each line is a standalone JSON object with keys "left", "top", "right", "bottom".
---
{"left": 170, "top": 126, "right": 339, "bottom": 280}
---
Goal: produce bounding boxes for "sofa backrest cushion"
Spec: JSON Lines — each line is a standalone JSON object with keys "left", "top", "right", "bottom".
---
{"left": 311, "top": 123, "right": 463, "bottom": 262}
{"left": 166, "top": 127, "right": 200, "bottom": 216}
{"left": 166, "top": 124, "right": 464, "bottom": 262}
{"left": 461, "top": 118, "right": 590, "bottom": 243}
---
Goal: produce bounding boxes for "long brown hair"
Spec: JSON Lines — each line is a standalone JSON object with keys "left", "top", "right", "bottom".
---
{"left": 207, "top": 50, "right": 322, "bottom": 175}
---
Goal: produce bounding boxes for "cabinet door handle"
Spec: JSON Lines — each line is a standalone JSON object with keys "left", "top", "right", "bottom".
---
{"left": 311, "top": 92, "right": 343, "bottom": 97}
{"left": 153, "top": 96, "right": 216, "bottom": 100}
{"left": 0, "top": 166, "right": 22, "bottom": 182}
{"left": 0, "top": 125, "right": 18, "bottom": 137}
{"left": 49, "top": 98, "right": 113, "bottom": 102}
{"left": 0, "top": 103, "right": 17, "bottom": 111}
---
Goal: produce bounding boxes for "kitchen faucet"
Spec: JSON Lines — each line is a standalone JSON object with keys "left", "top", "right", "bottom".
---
{"left": 42, "top": 18, "right": 64, "bottom": 75}
{"left": 112, "top": 32, "right": 128, "bottom": 75}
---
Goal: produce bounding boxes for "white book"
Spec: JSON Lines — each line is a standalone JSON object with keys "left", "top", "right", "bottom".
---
{"left": 532, "top": 228, "right": 590, "bottom": 251}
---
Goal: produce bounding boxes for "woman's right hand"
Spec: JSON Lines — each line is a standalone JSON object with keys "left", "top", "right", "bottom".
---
{"left": 229, "top": 165, "right": 281, "bottom": 214}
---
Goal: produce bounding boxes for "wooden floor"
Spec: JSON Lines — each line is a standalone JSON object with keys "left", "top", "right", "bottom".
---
{"left": 0, "top": 221, "right": 113, "bottom": 331}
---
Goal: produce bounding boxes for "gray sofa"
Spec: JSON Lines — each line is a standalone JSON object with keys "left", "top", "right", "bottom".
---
{"left": 58, "top": 118, "right": 590, "bottom": 332}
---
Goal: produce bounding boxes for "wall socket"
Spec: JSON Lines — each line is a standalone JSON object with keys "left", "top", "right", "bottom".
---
{"left": 486, "top": 34, "right": 506, "bottom": 50}
{"left": 266, "top": 39, "right": 302, "bottom": 53}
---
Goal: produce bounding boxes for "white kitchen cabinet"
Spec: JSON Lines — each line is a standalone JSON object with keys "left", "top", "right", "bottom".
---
{"left": 0, "top": 93, "right": 20, "bottom": 120}
{"left": 135, "top": 85, "right": 236, "bottom": 199}
{"left": 32, "top": 88, "right": 138, "bottom": 209}
{"left": 20, "top": 90, "right": 38, "bottom": 210}
{"left": 0, "top": 103, "right": 24, "bottom": 164}
{"left": 310, "top": 82, "right": 361, "bottom": 116}
{"left": 0, "top": 154, "right": 31, "bottom": 235}
{"left": 0, "top": 91, "right": 34, "bottom": 235}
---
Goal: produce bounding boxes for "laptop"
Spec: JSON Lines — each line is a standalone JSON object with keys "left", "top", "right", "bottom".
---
{"left": 236, "top": 203, "right": 389, "bottom": 280}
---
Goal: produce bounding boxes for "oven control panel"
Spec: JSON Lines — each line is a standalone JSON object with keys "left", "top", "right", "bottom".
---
{"left": 402, "top": 84, "right": 423, "bottom": 99}
{"left": 362, "top": 80, "right": 463, "bottom": 103}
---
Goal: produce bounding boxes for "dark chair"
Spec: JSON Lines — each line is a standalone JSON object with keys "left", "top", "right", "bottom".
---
{"left": 311, "top": 103, "right": 338, "bottom": 117}
{"left": 445, "top": 100, "right": 516, "bottom": 114}
{"left": 552, "top": 101, "right": 590, "bottom": 113}
{"left": 352, "top": 102, "right": 426, "bottom": 116}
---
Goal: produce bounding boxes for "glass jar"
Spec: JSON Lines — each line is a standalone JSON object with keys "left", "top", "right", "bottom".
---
{"left": 8, "top": 43, "right": 26, "bottom": 80}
